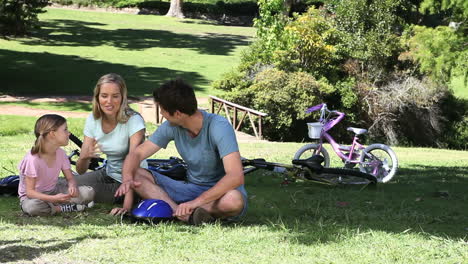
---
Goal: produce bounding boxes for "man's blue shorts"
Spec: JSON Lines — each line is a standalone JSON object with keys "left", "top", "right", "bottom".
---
{"left": 148, "top": 170, "right": 248, "bottom": 220}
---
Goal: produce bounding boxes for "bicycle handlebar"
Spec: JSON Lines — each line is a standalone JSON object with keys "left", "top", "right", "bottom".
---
{"left": 306, "top": 103, "right": 345, "bottom": 128}
{"left": 306, "top": 103, "right": 324, "bottom": 113}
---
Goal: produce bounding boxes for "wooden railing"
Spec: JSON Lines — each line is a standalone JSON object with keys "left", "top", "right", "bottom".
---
{"left": 210, "top": 95, "right": 267, "bottom": 139}
{"left": 154, "top": 96, "right": 268, "bottom": 139}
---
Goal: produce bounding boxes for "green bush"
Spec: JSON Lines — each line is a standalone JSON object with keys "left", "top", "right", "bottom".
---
{"left": 224, "top": 68, "right": 335, "bottom": 141}
{"left": 404, "top": 25, "right": 467, "bottom": 86}
{"left": 0, "top": 0, "right": 48, "bottom": 36}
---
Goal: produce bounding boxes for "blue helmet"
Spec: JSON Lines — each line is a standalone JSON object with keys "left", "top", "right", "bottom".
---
{"left": 132, "top": 199, "right": 173, "bottom": 220}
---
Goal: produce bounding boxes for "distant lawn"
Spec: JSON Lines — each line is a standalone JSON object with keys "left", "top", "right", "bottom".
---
{"left": 0, "top": 8, "right": 255, "bottom": 97}
{"left": 0, "top": 102, "right": 92, "bottom": 112}
{"left": 0, "top": 101, "right": 139, "bottom": 113}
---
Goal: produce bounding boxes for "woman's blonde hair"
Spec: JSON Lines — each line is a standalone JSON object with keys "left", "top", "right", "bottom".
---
{"left": 92, "top": 73, "right": 136, "bottom": 123}
{"left": 31, "top": 114, "right": 67, "bottom": 155}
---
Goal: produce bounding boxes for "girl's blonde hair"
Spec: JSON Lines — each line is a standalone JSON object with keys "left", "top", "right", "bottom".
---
{"left": 92, "top": 73, "right": 136, "bottom": 123}
{"left": 31, "top": 114, "right": 67, "bottom": 155}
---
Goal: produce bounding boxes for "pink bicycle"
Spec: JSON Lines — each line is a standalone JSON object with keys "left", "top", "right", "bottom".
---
{"left": 294, "top": 103, "right": 398, "bottom": 183}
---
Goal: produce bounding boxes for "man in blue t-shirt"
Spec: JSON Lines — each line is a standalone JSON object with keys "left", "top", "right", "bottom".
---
{"left": 115, "top": 79, "right": 247, "bottom": 225}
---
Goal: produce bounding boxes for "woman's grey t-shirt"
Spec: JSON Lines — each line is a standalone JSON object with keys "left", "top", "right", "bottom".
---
{"left": 149, "top": 111, "right": 239, "bottom": 186}
{"left": 84, "top": 113, "right": 147, "bottom": 182}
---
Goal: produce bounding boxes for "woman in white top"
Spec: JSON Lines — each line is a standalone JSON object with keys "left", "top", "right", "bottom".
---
{"left": 75, "top": 73, "right": 146, "bottom": 215}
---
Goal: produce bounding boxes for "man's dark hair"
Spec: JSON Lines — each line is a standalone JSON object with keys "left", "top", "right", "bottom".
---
{"left": 153, "top": 78, "right": 198, "bottom": 116}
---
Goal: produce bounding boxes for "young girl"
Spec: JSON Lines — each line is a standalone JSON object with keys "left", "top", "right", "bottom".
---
{"left": 18, "top": 114, "right": 95, "bottom": 216}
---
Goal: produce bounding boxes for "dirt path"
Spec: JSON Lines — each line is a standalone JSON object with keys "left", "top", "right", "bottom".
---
{"left": 0, "top": 95, "right": 264, "bottom": 142}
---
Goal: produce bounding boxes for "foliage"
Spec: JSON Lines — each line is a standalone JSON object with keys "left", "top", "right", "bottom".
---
{"left": 224, "top": 68, "right": 335, "bottom": 141}
{"left": 404, "top": 25, "right": 467, "bottom": 85}
{"left": 252, "top": 0, "right": 289, "bottom": 57}
{"left": 419, "top": 0, "right": 468, "bottom": 21}
{"left": 357, "top": 75, "right": 450, "bottom": 146}
{"left": 277, "top": 7, "right": 342, "bottom": 75}
{"left": 0, "top": 0, "right": 48, "bottom": 36}
{"left": 324, "top": 0, "right": 404, "bottom": 83}
{"left": 441, "top": 96, "right": 468, "bottom": 150}
{"left": 214, "top": 0, "right": 467, "bottom": 148}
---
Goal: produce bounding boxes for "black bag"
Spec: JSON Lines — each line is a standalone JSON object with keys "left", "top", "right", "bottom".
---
{"left": 0, "top": 175, "right": 20, "bottom": 196}
{"left": 147, "top": 157, "right": 187, "bottom": 181}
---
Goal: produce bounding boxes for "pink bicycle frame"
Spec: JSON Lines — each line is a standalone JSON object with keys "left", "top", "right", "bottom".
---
{"left": 307, "top": 104, "right": 363, "bottom": 164}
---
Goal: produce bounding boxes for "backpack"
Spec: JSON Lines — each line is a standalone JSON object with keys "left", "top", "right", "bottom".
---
{"left": 147, "top": 157, "right": 187, "bottom": 181}
{"left": 0, "top": 175, "right": 20, "bottom": 196}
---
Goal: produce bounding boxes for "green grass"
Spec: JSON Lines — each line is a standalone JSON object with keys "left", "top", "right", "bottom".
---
{"left": 0, "top": 114, "right": 467, "bottom": 263}
{"left": 0, "top": 101, "right": 92, "bottom": 113}
{"left": 0, "top": 101, "right": 139, "bottom": 113}
{"left": 0, "top": 8, "right": 255, "bottom": 97}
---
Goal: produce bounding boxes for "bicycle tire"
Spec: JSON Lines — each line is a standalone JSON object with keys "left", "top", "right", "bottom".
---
{"left": 359, "top": 144, "right": 398, "bottom": 183}
{"left": 294, "top": 144, "right": 330, "bottom": 167}
{"left": 316, "top": 167, "right": 377, "bottom": 185}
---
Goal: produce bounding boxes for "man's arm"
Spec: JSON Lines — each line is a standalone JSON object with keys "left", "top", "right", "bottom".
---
{"left": 174, "top": 151, "right": 244, "bottom": 217}
{"left": 114, "top": 140, "right": 161, "bottom": 197}
{"left": 110, "top": 129, "right": 146, "bottom": 215}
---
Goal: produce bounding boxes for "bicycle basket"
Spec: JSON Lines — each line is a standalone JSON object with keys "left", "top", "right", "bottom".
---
{"left": 307, "top": 122, "right": 323, "bottom": 139}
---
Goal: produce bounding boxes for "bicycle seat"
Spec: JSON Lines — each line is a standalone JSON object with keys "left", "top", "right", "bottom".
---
{"left": 347, "top": 127, "right": 367, "bottom": 135}
{"left": 292, "top": 155, "right": 324, "bottom": 171}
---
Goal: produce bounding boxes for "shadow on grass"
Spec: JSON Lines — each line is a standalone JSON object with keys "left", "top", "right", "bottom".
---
{"left": 0, "top": 236, "right": 106, "bottom": 263}
{"left": 20, "top": 19, "right": 250, "bottom": 56}
{"left": 0, "top": 49, "right": 207, "bottom": 96}
{"left": 242, "top": 165, "right": 468, "bottom": 244}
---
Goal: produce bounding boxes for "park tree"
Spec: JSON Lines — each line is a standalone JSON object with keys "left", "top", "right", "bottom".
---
{"left": 419, "top": 0, "right": 468, "bottom": 21}
{"left": 0, "top": 0, "right": 48, "bottom": 36}
{"left": 214, "top": 0, "right": 467, "bottom": 148}
{"left": 166, "top": 0, "right": 184, "bottom": 18}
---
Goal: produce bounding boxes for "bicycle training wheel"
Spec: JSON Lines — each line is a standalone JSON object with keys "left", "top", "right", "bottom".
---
{"left": 359, "top": 144, "right": 398, "bottom": 183}
{"left": 293, "top": 144, "right": 330, "bottom": 167}
{"left": 318, "top": 167, "right": 377, "bottom": 185}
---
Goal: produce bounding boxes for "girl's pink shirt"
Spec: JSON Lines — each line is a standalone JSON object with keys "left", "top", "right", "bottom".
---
{"left": 17, "top": 148, "right": 71, "bottom": 200}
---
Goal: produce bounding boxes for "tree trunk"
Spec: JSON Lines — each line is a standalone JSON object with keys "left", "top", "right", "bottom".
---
{"left": 166, "top": 0, "right": 184, "bottom": 18}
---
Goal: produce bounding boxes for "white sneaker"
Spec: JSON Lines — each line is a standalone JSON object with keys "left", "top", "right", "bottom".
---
{"left": 60, "top": 204, "right": 85, "bottom": 212}
{"left": 86, "top": 201, "right": 95, "bottom": 208}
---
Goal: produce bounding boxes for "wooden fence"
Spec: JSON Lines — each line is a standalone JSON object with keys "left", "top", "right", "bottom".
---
{"left": 154, "top": 96, "right": 268, "bottom": 139}
{"left": 210, "top": 95, "right": 267, "bottom": 139}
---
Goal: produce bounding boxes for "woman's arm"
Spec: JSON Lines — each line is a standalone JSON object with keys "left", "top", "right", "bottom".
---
{"left": 24, "top": 176, "right": 71, "bottom": 203}
{"left": 76, "top": 136, "right": 100, "bottom": 174}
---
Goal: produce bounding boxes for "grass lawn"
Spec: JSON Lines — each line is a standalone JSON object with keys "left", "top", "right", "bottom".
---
{"left": 0, "top": 8, "right": 255, "bottom": 97}
{"left": 0, "top": 114, "right": 467, "bottom": 263}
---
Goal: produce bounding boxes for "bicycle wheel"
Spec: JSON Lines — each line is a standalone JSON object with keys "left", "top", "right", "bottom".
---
{"left": 359, "top": 144, "right": 398, "bottom": 183}
{"left": 317, "top": 167, "right": 377, "bottom": 185}
{"left": 294, "top": 144, "right": 330, "bottom": 167}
